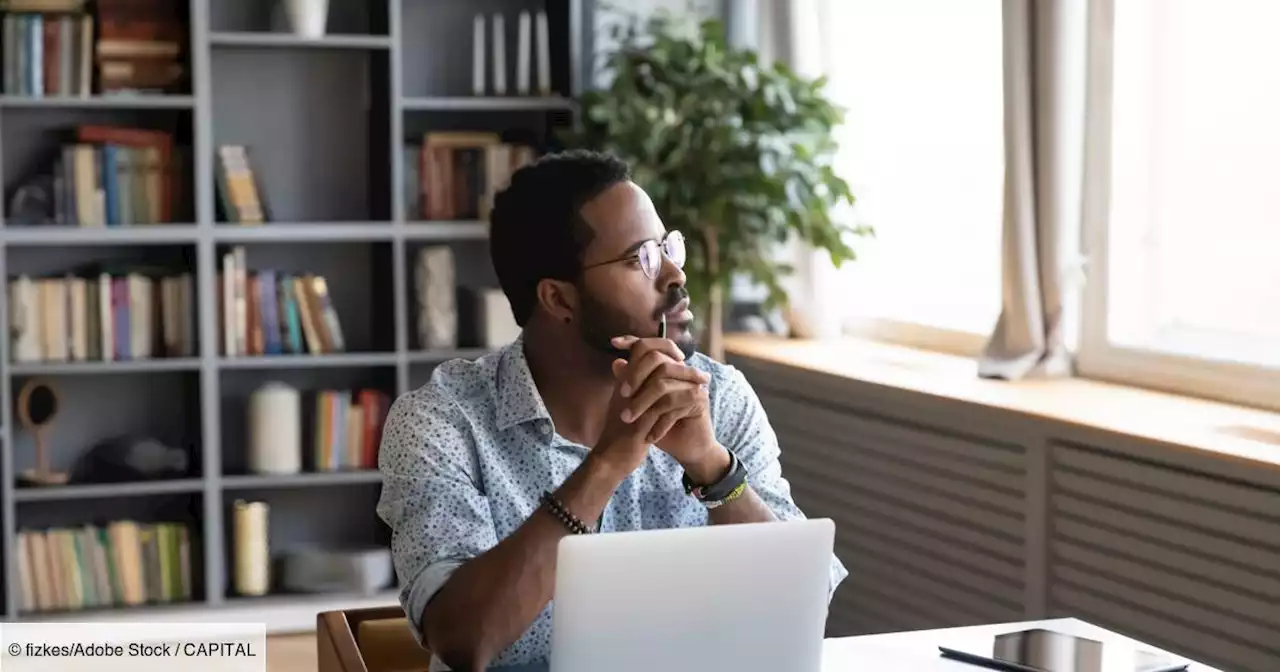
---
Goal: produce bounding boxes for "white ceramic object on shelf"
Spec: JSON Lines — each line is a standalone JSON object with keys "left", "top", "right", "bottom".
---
{"left": 248, "top": 381, "right": 302, "bottom": 475}
{"left": 285, "top": 0, "right": 328, "bottom": 38}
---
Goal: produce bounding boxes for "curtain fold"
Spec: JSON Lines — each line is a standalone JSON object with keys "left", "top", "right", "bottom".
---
{"left": 977, "top": 0, "right": 1089, "bottom": 379}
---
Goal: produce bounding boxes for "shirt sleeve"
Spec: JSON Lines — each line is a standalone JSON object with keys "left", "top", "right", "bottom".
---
{"left": 375, "top": 386, "right": 499, "bottom": 650}
{"left": 711, "top": 363, "right": 850, "bottom": 602}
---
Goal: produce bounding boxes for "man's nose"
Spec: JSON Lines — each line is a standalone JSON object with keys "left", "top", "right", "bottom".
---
{"left": 657, "top": 250, "right": 686, "bottom": 289}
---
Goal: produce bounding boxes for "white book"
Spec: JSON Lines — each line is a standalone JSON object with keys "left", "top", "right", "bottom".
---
{"left": 517, "top": 11, "right": 532, "bottom": 95}
{"left": 222, "top": 252, "right": 237, "bottom": 356}
{"left": 473, "top": 14, "right": 486, "bottom": 96}
{"left": 536, "top": 10, "right": 551, "bottom": 95}
{"left": 492, "top": 13, "right": 507, "bottom": 95}
{"left": 98, "top": 273, "right": 113, "bottom": 361}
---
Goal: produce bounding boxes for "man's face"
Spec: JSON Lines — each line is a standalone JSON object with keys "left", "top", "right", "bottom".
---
{"left": 573, "top": 181, "right": 697, "bottom": 361}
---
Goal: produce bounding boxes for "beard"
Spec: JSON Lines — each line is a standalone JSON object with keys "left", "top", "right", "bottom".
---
{"left": 576, "top": 285, "right": 698, "bottom": 364}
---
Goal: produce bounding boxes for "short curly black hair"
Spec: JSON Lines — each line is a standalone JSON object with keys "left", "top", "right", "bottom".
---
{"left": 489, "top": 149, "right": 632, "bottom": 326}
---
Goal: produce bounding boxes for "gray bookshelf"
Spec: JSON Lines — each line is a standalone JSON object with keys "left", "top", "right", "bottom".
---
{"left": 0, "top": 0, "right": 586, "bottom": 621}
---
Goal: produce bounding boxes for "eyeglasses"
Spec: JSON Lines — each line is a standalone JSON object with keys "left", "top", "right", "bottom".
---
{"left": 581, "top": 230, "right": 686, "bottom": 280}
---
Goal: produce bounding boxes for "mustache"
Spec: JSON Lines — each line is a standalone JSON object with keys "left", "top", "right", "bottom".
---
{"left": 654, "top": 286, "right": 689, "bottom": 319}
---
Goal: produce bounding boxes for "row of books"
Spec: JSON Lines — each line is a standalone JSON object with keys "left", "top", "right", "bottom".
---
{"left": 314, "top": 388, "right": 391, "bottom": 472}
{"left": 407, "top": 132, "right": 537, "bottom": 221}
{"left": 1, "top": 0, "right": 187, "bottom": 97}
{"left": 17, "top": 520, "right": 193, "bottom": 614}
{"left": 49, "top": 124, "right": 179, "bottom": 227}
{"left": 8, "top": 270, "right": 195, "bottom": 363}
{"left": 1, "top": 7, "right": 92, "bottom": 96}
{"left": 219, "top": 245, "right": 347, "bottom": 357}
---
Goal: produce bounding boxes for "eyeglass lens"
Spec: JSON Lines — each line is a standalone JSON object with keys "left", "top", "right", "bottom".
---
{"left": 637, "top": 232, "right": 686, "bottom": 278}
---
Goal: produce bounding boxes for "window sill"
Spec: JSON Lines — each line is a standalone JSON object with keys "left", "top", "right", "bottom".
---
{"left": 724, "top": 333, "right": 1280, "bottom": 471}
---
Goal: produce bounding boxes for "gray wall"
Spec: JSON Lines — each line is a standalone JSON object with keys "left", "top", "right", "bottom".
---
{"left": 730, "top": 353, "right": 1280, "bottom": 672}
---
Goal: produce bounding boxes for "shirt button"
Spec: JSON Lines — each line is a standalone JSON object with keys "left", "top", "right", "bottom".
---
{"left": 540, "top": 424, "right": 551, "bottom": 436}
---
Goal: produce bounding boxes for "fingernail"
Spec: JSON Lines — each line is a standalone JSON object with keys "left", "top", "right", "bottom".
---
{"left": 621, "top": 409, "right": 633, "bottom": 423}
{"left": 620, "top": 383, "right": 631, "bottom": 397}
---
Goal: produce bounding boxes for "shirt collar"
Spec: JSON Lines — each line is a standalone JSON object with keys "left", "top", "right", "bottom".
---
{"left": 496, "top": 333, "right": 552, "bottom": 431}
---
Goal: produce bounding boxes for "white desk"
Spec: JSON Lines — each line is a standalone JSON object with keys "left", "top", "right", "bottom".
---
{"left": 820, "top": 618, "right": 1219, "bottom": 671}
{"left": 496, "top": 618, "right": 1219, "bottom": 671}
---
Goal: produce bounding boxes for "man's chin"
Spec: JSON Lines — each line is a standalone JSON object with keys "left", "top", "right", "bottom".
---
{"left": 669, "top": 324, "right": 698, "bottom": 360}
{"left": 674, "top": 336, "right": 697, "bottom": 360}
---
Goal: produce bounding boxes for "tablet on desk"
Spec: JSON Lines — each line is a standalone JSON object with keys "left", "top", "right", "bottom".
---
{"left": 938, "top": 628, "right": 1189, "bottom": 672}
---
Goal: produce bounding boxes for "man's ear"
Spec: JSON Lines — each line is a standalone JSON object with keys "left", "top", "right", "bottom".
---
{"left": 535, "top": 278, "right": 577, "bottom": 323}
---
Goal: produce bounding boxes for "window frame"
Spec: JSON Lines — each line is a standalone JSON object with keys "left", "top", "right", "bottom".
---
{"left": 1075, "top": 0, "right": 1280, "bottom": 412}
{"left": 844, "top": 317, "right": 988, "bottom": 359}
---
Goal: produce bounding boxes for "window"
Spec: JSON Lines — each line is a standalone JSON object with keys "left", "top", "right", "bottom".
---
{"left": 820, "top": 0, "right": 1004, "bottom": 351}
{"left": 1080, "top": 0, "right": 1280, "bottom": 406}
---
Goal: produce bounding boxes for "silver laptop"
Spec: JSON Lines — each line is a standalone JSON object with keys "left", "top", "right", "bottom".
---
{"left": 549, "top": 518, "right": 836, "bottom": 672}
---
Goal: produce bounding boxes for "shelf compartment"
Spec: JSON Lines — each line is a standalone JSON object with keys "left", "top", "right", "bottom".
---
{"left": 217, "top": 487, "right": 389, "bottom": 599}
{"left": 1, "top": 106, "right": 196, "bottom": 226}
{"left": 215, "top": 241, "right": 395, "bottom": 355}
{"left": 7, "top": 244, "right": 200, "bottom": 368}
{"left": 405, "top": 239, "right": 500, "bottom": 352}
{"left": 9, "top": 371, "right": 203, "bottom": 483}
{"left": 211, "top": 45, "right": 390, "bottom": 223}
{"left": 401, "top": 0, "right": 574, "bottom": 99}
{"left": 218, "top": 366, "right": 396, "bottom": 476}
{"left": 16, "top": 492, "right": 206, "bottom": 612}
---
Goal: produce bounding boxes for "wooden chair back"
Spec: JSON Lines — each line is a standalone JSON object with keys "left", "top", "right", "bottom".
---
{"left": 317, "top": 606, "right": 433, "bottom": 672}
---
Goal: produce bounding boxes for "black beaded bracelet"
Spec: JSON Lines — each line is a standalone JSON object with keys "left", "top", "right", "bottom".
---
{"left": 540, "top": 491, "right": 592, "bottom": 534}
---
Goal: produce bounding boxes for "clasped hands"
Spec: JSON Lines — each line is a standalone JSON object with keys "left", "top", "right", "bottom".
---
{"left": 599, "top": 335, "right": 730, "bottom": 485}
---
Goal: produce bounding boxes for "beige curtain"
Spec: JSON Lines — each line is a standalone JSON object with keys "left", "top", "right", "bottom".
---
{"left": 978, "top": 0, "right": 1090, "bottom": 379}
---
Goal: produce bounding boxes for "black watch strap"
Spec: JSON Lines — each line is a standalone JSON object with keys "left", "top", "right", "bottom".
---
{"left": 683, "top": 450, "right": 748, "bottom": 508}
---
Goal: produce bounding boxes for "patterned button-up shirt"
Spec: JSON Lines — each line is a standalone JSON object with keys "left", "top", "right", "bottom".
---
{"left": 375, "top": 335, "right": 848, "bottom": 669}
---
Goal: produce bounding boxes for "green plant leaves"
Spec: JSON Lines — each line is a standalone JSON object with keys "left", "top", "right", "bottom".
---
{"left": 562, "top": 9, "right": 874, "bottom": 316}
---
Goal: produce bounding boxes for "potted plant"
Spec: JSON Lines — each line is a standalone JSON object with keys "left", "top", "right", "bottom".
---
{"left": 564, "top": 9, "right": 871, "bottom": 359}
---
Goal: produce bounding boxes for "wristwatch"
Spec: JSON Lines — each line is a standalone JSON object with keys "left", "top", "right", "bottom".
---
{"left": 683, "top": 449, "right": 748, "bottom": 509}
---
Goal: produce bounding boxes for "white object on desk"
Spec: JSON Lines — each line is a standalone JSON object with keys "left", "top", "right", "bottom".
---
{"left": 550, "top": 518, "right": 834, "bottom": 672}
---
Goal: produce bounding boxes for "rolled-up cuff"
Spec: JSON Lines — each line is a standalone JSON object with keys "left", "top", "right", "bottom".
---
{"left": 402, "top": 559, "right": 467, "bottom": 650}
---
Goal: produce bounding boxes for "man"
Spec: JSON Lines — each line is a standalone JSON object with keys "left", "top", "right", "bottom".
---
{"left": 376, "top": 150, "right": 847, "bottom": 671}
